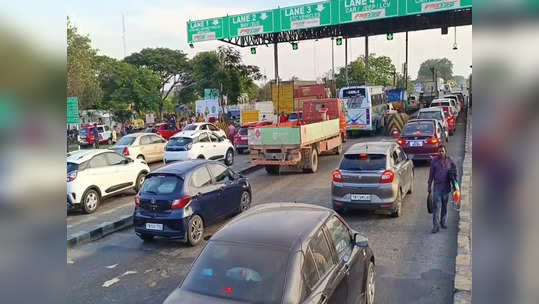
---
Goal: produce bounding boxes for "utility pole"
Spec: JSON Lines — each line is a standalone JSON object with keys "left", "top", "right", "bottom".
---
{"left": 274, "top": 40, "right": 280, "bottom": 115}
{"left": 331, "top": 37, "right": 335, "bottom": 81}
{"left": 345, "top": 38, "right": 349, "bottom": 85}
{"left": 365, "top": 35, "right": 369, "bottom": 85}
{"left": 122, "top": 14, "right": 127, "bottom": 58}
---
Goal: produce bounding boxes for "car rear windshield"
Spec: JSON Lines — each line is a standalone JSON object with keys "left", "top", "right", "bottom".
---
{"left": 141, "top": 174, "right": 183, "bottom": 195}
{"left": 418, "top": 111, "right": 442, "bottom": 121}
{"left": 238, "top": 128, "right": 248, "bottom": 135}
{"left": 116, "top": 136, "right": 136, "bottom": 146}
{"left": 168, "top": 137, "right": 193, "bottom": 147}
{"left": 67, "top": 162, "right": 78, "bottom": 172}
{"left": 184, "top": 125, "right": 198, "bottom": 131}
{"left": 340, "top": 153, "right": 386, "bottom": 171}
{"left": 402, "top": 122, "right": 434, "bottom": 137}
{"left": 181, "top": 242, "right": 288, "bottom": 303}
{"left": 80, "top": 128, "right": 89, "bottom": 136}
{"left": 431, "top": 101, "right": 450, "bottom": 107}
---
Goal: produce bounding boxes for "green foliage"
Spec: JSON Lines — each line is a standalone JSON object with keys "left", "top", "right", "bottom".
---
{"left": 124, "top": 48, "right": 191, "bottom": 116}
{"left": 95, "top": 56, "right": 161, "bottom": 117}
{"left": 417, "top": 58, "right": 453, "bottom": 81}
{"left": 67, "top": 17, "right": 102, "bottom": 109}
{"left": 335, "top": 55, "right": 396, "bottom": 88}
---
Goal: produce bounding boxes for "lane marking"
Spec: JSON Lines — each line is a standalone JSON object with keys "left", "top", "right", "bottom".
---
{"left": 105, "top": 264, "right": 118, "bottom": 269}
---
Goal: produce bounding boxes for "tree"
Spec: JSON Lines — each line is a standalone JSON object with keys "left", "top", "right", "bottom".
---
{"left": 190, "top": 46, "right": 262, "bottom": 105}
{"left": 124, "top": 48, "right": 191, "bottom": 118}
{"left": 335, "top": 55, "right": 396, "bottom": 88}
{"left": 67, "top": 16, "right": 102, "bottom": 109}
{"left": 95, "top": 56, "right": 161, "bottom": 118}
{"left": 417, "top": 58, "right": 453, "bottom": 82}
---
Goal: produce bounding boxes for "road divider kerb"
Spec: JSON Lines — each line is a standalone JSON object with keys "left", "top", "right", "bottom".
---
{"left": 67, "top": 164, "right": 263, "bottom": 248}
{"left": 453, "top": 108, "right": 472, "bottom": 304}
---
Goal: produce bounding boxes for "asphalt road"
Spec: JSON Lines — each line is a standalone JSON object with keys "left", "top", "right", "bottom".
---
{"left": 67, "top": 115, "right": 466, "bottom": 304}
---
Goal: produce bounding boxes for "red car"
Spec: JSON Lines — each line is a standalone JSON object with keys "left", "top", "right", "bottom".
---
{"left": 440, "top": 107, "right": 456, "bottom": 135}
{"left": 397, "top": 119, "right": 446, "bottom": 162}
{"left": 78, "top": 124, "right": 112, "bottom": 147}
{"left": 148, "top": 123, "right": 180, "bottom": 140}
{"left": 233, "top": 121, "right": 273, "bottom": 154}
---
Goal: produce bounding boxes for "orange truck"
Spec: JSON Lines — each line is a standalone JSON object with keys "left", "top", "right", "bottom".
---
{"left": 248, "top": 98, "right": 346, "bottom": 174}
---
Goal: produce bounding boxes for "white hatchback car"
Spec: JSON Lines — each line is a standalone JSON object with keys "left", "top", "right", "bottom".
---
{"left": 67, "top": 149, "right": 150, "bottom": 213}
{"left": 179, "top": 122, "right": 227, "bottom": 138}
{"left": 164, "top": 131, "right": 235, "bottom": 166}
{"left": 111, "top": 133, "right": 167, "bottom": 163}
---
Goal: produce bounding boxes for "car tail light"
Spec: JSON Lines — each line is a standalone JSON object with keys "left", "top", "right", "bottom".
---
{"left": 397, "top": 138, "right": 407, "bottom": 146}
{"left": 380, "top": 170, "right": 395, "bottom": 184}
{"left": 332, "top": 170, "right": 343, "bottom": 183}
{"left": 426, "top": 137, "right": 439, "bottom": 145}
{"left": 360, "top": 153, "right": 368, "bottom": 160}
{"left": 171, "top": 195, "right": 192, "bottom": 210}
{"left": 123, "top": 147, "right": 129, "bottom": 156}
{"left": 135, "top": 195, "right": 141, "bottom": 207}
{"left": 67, "top": 170, "right": 77, "bottom": 182}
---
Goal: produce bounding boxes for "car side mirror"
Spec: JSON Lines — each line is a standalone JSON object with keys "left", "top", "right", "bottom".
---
{"left": 354, "top": 233, "right": 369, "bottom": 248}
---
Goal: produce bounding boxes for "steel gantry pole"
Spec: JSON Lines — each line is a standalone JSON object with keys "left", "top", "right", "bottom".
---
{"left": 365, "top": 35, "right": 369, "bottom": 85}
{"left": 274, "top": 41, "right": 280, "bottom": 115}
{"left": 405, "top": 31, "right": 409, "bottom": 93}
{"left": 331, "top": 37, "right": 335, "bottom": 81}
{"left": 345, "top": 38, "right": 349, "bottom": 85}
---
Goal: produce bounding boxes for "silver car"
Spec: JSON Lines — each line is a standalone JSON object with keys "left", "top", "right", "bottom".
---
{"left": 331, "top": 141, "right": 414, "bottom": 217}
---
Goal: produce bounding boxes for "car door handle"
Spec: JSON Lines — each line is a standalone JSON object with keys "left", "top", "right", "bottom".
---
{"left": 192, "top": 192, "right": 202, "bottom": 199}
{"left": 319, "top": 293, "right": 328, "bottom": 304}
{"left": 343, "top": 264, "right": 350, "bottom": 276}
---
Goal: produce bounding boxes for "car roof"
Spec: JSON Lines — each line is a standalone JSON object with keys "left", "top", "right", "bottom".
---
{"left": 419, "top": 107, "right": 443, "bottom": 112}
{"left": 152, "top": 159, "right": 212, "bottom": 176}
{"left": 124, "top": 132, "right": 156, "bottom": 138}
{"left": 171, "top": 130, "right": 209, "bottom": 139}
{"left": 407, "top": 119, "right": 437, "bottom": 125}
{"left": 432, "top": 99, "right": 451, "bottom": 103}
{"left": 210, "top": 203, "right": 332, "bottom": 250}
{"left": 67, "top": 149, "right": 110, "bottom": 164}
{"left": 346, "top": 141, "right": 395, "bottom": 155}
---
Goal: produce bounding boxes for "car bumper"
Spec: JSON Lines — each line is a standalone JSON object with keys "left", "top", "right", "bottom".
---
{"left": 331, "top": 183, "right": 396, "bottom": 207}
{"left": 134, "top": 211, "right": 189, "bottom": 239}
{"left": 234, "top": 144, "right": 248, "bottom": 149}
{"left": 406, "top": 152, "right": 439, "bottom": 161}
{"left": 164, "top": 151, "right": 194, "bottom": 163}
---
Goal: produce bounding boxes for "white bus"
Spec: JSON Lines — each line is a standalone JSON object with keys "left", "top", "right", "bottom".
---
{"left": 339, "top": 85, "right": 386, "bottom": 133}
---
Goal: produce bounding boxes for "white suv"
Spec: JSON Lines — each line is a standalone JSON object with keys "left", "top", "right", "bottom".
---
{"left": 164, "top": 131, "right": 235, "bottom": 166}
{"left": 67, "top": 149, "right": 150, "bottom": 213}
{"left": 179, "top": 122, "right": 227, "bottom": 138}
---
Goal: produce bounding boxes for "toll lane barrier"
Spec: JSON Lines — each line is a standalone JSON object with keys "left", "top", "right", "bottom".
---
{"left": 384, "top": 113, "right": 409, "bottom": 135}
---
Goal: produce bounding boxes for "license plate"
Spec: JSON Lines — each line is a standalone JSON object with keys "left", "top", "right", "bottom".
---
{"left": 351, "top": 194, "right": 370, "bottom": 201}
{"left": 241, "top": 136, "right": 248, "bottom": 140}
{"left": 146, "top": 223, "right": 163, "bottom": 230}
{"left": 409, "top": 141, "right": 423, "bottom": 147}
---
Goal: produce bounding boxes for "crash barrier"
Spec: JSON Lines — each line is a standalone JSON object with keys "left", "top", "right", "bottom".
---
{"left": 384, "top": 113, "right": 409, "bottom": 135}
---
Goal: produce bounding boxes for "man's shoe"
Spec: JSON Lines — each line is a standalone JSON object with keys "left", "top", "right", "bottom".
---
{"left": 441, "top": 224, "right": 447, "bottom": 229}
{"left": 431, "top": 227, "right": 439, "bottom": 233}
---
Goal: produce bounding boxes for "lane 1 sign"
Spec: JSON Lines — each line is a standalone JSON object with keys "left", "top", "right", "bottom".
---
{"left": 187, "top": 17, "right": 226, "bottom": 43}
{"left": 280, "top": 1, "right": 332, "bottom": 31}
{"left": 229, "top": 10, "right": 275, "bottom": 37}
{"left": 339, "top": 0, "right": 399, "bottom": 23}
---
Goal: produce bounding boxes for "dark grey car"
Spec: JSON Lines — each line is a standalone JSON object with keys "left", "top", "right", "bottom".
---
{"left": 331, "top": 141, "right": 414, "bottom": 217}
{"left": 163, "top": 203, "right": 376, "bottom": 304}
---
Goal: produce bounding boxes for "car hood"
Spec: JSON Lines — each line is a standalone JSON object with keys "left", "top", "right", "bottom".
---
{"left": 163, "top": 289, "right": 248, "bottom": 304}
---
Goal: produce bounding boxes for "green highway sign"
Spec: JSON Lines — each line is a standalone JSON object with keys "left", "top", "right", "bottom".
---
{"left": 67, "top": 97, "right": 79, "bottom": 124}
{"left": 387, "top": 33, "right": 394, "bottom": 40}
{"left": 229, "top": 10, "right": 275, "bottom": 37}
{"left": 187, "top": 17, "right": 226, "bottom": 43}
{"left": 339, "top": 0, "right": 399, "bottom": 23}
{"left": 280, "top": 1, "right": 332, "bottom": 31}
{"left": 406, "top": 0, "right": 472, "bottom": 15}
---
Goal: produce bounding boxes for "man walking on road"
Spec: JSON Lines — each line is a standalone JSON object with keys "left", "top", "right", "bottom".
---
{"left": 428, "top": 145, "right": 456, "bottom": 233}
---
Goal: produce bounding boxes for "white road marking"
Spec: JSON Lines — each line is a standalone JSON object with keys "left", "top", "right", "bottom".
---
{"left": 102, "top": 277, "right": 120, "bottom": 287}
{"left": 105, "top": 264, "right": 118, "bottom": 269}
{"left": 122, "top": 270, "right": 138, "bottom": 276}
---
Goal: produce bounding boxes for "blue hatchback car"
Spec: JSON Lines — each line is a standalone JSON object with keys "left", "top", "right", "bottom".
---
{"left": 134, "top": 160, "right": 252, "bottom": 246}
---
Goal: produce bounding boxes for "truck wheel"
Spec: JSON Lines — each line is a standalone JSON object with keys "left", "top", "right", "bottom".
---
{"left": 265, "top": 165, "right": 279, "bottom": 175}
{"left": 304, "top": 149, "right": 318, "bottom": 173}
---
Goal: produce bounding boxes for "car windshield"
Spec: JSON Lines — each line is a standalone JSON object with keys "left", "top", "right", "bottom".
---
{"left": 80, "top": 128, "right": 89, "bottom": 136}
{"left": 67, "top": 162, "right": 78, "bottom": 172}
{"left": 181, "top": 241, "right": 288, "bottom": 303}
{"left": 239, "top": 128, "right": 248, "bottom": 135}
{"left": 184, "top": 125, "right": 198, "bottom": 131}
{"left": 168, "top": 137, "right": 193, "bottom": 147}
{"left": 141, "top": 174, "right": 183, "bottom": 195}
{"left": 402, "top": 122, "right": 434, "bottom": 137}
{"left": 116, "top": 136, "right": 136, "bottom": 146}
{"left": 432, "top": 101, "right": 450, "bottom": 107}
{"left": 418, "top": 111, "right": 442, "bottom": 121}
{"left": 340, "top": 153, "right": 386, "bottom": 171}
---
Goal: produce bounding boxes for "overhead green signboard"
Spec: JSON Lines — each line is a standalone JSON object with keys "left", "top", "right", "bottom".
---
{"left": 339, "top": 0, "right": 399, "bottom": 23}
{"left": 187, "top": 17, "right": 227, "bottom": 43}
{"left": 280, "top": 1, "right": 332, "bottom": 31}
{"left": 229, "top": 10, "right": 275, "bottom": 37}
{"left": 67, "top": 97, "right": 79, "bottom": 124}
{"left": 406, "top": 0, "right": 472, "bottom": 15}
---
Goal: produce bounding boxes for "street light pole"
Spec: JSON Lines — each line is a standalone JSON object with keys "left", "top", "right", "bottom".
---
{"left": 331, "top": 37, "right": 335, "bottom": 81}
{"left": 365, "top": 35, "right": 369, "bottom": 85}
{"left": 345, "top": 38, "right": 349, "bottom": 85}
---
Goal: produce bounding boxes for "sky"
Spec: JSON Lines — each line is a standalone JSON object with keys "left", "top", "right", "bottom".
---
{"left": 64, "top": 0, "right": 472, "bottom": 82}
